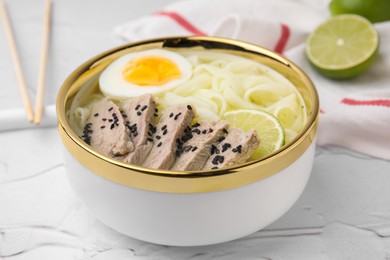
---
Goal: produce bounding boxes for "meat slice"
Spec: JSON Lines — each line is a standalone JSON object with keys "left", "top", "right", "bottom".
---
{"left": 170, "top": 120, "right": 229, "bottom": 171}
{"left": 202, "top": 128, "right": 260, "bottom": 170}
{"left": 81, "top": 98, "right": 134, "bottom": 156}
{"left": 121, "top": 94, "right": 158, "bottom": 165}
{"left": 142, "top": 104, "right": 195, "bottom": 170}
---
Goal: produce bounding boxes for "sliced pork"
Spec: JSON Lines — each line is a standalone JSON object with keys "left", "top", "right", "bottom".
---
{"left": 81, "top": 98, "right": 134, "bottom": 156}
{"left": 142, "top": 104, "right": 195, "bottom": 170}
{"left": 80, "top": 96, "right": 261, "bottom": 171}
{"left": 202, "top": 128, "right": 260, "bottom": 170}
{"left": 170, "top": 120, "right": 229, "bottom": 171}
{"left": 121, "top": 94, "right": 158, "bottom": 165}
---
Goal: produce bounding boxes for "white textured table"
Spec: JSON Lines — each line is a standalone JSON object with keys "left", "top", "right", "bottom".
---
{"left": 1, "top": 1, "right": 390, "bottom": 259}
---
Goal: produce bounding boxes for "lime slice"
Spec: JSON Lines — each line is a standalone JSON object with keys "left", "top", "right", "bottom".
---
{"left": 305, "top": 14, "right": 379, "bottom": 79}
{"left": 223, "top": 109, "right": 285, "bottom": 160}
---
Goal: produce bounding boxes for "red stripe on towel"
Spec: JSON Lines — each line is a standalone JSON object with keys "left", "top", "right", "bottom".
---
{"left": 341, "top": 98, "right": 390, "bottom": 108}
{"left": 274, "top": 23, "right": 290, "bottom": 54}
{"left": 155, "top": 11, "right": 207, "bottom": 36}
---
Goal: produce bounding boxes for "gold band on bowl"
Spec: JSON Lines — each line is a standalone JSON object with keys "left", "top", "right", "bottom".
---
{"left": 57, "top": 36, "right": 319, "bottom": 194}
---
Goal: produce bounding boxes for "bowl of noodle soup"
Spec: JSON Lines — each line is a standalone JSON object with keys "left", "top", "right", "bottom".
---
{"left": 57, "top": 37, "right": 319, "bottom": 246}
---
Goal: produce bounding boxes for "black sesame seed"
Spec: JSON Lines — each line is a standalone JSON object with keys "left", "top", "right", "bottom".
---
{"left": 154, "top": 113, "right": 158, "bottom": 117}
{"left": 223, "top": 128, "right": 228, "bottom": 134}
{"left": 222, "top": 143, "right": 232, "bottom": 152}
{"left": 191, "top": 146, "right": 198, "bottom": 152}
{"left": 210, "top": 144, "right": 217, "bottom": 155}
{"left": 232, "top": 148, "right": 237, "bottom": 153}
{"left": 162, "top": 129, "right": 168, "bottom": 135}
{"left": 156, "top": 135, "right": 161, "bottom": 140}
{"left": 141, "top": 105, "right": 148, "bottom": 111}
{"left": 236, "top": 145, "right": 242, "bottom": 153}
{"left": 192, "top": 122, "right": 200, "bottom": 128}
{"left": 135, "top": 104, "right": 140, "bottom": 110}
{"left": 212, "top": 156, "right": 219, "bottom": 165}
{"left": 155, "top": 108, "right": 158, "bottom": 113}
{"left": 102, "top": 118, "right": 107, "bottom": 121}
{"left": 169, "top": 113, "right": 174, "bottom": 118}
{"left": 133, "top": 132, "right": 138, "bottom": 137}
{"left": 218, "top": 136, "right": 225, "bottom": 142}
{"left": 184, "top": 145, "right": 192, "bottom": 152}
{"left": 147, "top": 137, "right": 153, "bottom": 142}
{"left": 157, "top": 142, "right": 162, "bottom": 147}
{"left": 130, "top": 123, "right": 137, "bottom": 132}
{"left": 94, "top": 113, "right": 99, "bottom": 117}
{"left": 218, "top": 156, "right": 224, "bottom": 163}
{"left": 187, "top": 105, "right": 192, "bottom": 110}
{"left": 192, "top": 128, "right": 201, "bottom": 135}
{"left": 202, "top": 129, "right": 207, "bottom": 134}
{"left": 211, "top": 167, "right": 218, "bottom": 170}
{"left": 209, "top": 128, "right": 214, "bottom": 133}
{"left": 161, "top": 125, "right": 167, "bottom": 131}
{"left": 100, "top": 126, "right": 105, "bottom": 129}
{"left": 177, "top": 146, "right": 184, "bottom": 154}
{"left": 137, "top": 111, "right": 142, "bottom": 116}
{"left": 108, "top": 119, "right": 113, "bottom": 122}
{"left": 110, "top": 124, "right": 115, "bottom": 129}
{"left": 108, "top": 107, "right": 113, "bottom": 112}
{"left": 174, "top": 113, "right": 181, "bottom": 120}
{"left": 148, "top": 124, "right": 156, "bottom": 134}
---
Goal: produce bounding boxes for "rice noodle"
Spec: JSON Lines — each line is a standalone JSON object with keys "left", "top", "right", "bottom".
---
{"left": 155, "top": 51, "right": 307, "bottom": 143}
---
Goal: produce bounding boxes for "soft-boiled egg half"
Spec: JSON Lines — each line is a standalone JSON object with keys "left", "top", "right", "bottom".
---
{"left": 99, "top": 49, "right": 192, "bottom": 98}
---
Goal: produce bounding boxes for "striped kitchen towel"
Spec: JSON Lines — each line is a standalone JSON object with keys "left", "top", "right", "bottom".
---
{"left": 115, "top": 0, "right": 390, "bottom": 160}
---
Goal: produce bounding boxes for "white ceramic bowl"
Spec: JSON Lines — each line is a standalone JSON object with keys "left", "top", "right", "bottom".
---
{"left": 57, "top": 37, "right": 319, "bottom": 246}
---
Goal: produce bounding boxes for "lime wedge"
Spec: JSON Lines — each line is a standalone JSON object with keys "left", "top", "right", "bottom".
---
{"left": 223, "top": 109, "right": 285, "bottom": 160}
{"left": 305, "top": 14, "right": 379, "bottom": 79}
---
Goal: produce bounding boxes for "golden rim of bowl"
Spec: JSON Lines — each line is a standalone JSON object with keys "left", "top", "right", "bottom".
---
{"left": 57, "top": 36, "right": 319, "bottom": 194}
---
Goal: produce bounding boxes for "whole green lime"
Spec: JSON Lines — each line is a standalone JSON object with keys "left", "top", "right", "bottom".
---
{"left": 330, "top": 0, "right": 390, "bottom": 23}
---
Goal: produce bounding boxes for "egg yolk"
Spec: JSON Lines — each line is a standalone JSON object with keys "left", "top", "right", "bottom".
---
{"left": 122, "top": 55, "right": 181, "bottom": 86}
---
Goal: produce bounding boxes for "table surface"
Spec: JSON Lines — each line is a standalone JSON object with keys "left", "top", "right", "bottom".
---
{"left": 1, "top": 1, "right": 390, "bottom": 259}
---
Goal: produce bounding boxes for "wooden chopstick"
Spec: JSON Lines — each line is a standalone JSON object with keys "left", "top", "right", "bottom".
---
{"left": 34, "top": 0, "right": 52, "bottom": 125}
{"left": 0, "top": 0, "right": 34, "bottom": 123}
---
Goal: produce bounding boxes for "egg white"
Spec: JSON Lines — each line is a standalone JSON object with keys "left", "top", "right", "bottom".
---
{"left": 99, "top": 49, "right": 192, "bottom": 98}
